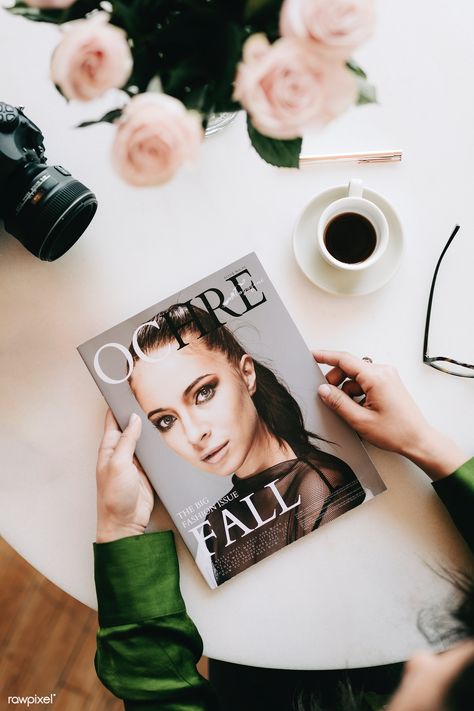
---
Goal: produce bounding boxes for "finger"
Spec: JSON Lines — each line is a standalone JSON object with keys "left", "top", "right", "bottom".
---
{"left": 314, "top": 353, "right": 352, "bottom": 386}
{"left": 318, "top": 383, "right": 369, "bottom": 428}
{"left": 342, "top": 380, "right": 364, "bottom": 398}
{"left": 313, "top": 350, "right": 372, "bottom": 388}
{"left": 325, "top": 366, "right": 349, "bottom": 387}
{"left": 104, "top": 408, "right": 120, "bottom": 434}
{"left": 113, "top": 413, "right": 142, "bottom": 462}
{"left": 98, "top": 410, "right": 122, "bottom": 465}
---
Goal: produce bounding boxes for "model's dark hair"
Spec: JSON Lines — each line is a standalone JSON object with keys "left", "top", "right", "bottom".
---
{"left": 129, "top": 303, "right": 325, "bottom": 457}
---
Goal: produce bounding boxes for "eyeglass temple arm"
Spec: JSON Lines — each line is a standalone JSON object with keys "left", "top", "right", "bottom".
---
{"left": 423, "top": 225, "right": 460, "bottom": 359}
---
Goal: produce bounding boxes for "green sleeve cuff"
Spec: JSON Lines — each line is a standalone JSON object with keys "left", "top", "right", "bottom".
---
{"left": 432, "top": 456, "right": 474, "bottom": 551}
{"left": 94, "top": 530, "right": 185, "bottom": 628}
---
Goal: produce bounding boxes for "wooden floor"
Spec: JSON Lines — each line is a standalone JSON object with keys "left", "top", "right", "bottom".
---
{"left": 0, "top": 537, "right": 208, "bottom": 710}
{"left": 0, "top": 537, "right": 122, "bottom": 709}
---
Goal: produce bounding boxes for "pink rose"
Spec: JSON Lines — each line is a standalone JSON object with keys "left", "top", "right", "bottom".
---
{"left": 112, "top": 93, "right": 203, "bottom": 186}
{"left": 280, "top": 0, "right": 375, "bottom": 59}
{"left": 50, "top": 13, "right": 133, "bottom": 101}
{"left": 233, "top": 34, "right": 356, "bottom": 140}
{"left": 24, "top": 0, "right": 74, "bottom": 7}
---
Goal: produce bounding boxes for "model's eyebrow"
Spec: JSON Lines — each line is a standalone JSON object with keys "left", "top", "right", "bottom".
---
{"left": 183, "top": 373, "right": 213, "bottom": 398}
{"left": 147, "top": 407, "right": 165, "bottom": 419}
{"left": 147, "top": 374, "right": 213, "bottom": 420}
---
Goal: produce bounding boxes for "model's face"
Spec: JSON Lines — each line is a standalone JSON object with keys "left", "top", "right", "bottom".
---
{"left": 131, "top": 340, "right": 260, "bottom": 476}
{"left": 388, "top": 641, "right": 474, "bottom": 711}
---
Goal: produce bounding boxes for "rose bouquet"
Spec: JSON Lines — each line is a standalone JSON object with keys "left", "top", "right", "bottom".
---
{"left": 8, "top": 0, "right": 376, "bottom": 186}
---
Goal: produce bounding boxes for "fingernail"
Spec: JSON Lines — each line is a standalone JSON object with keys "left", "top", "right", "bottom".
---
{"left": 318, "top": 384, "right": 331, "bottom": 399}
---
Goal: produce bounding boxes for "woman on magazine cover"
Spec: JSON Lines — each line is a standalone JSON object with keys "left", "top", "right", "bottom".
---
{"left": 128, "top": 304, "right": 365, "bottom": 585}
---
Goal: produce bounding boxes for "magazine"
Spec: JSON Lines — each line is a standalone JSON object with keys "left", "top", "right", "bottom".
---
{"left": 78, "top": 253, "right": 386, "bottom": 588}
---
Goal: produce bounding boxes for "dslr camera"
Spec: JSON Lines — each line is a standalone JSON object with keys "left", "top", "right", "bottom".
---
{"left": 0, "top": 102, "right": 97, "bottom": 261}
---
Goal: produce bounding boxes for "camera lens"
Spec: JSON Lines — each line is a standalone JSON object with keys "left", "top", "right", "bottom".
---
{"left": 3, "top": 164, "right": 98, "bottom": 261}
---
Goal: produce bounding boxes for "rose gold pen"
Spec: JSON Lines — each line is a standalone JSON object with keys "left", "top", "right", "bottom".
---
{"left": 299, "top": 150, "right": 402, "bottom": 166}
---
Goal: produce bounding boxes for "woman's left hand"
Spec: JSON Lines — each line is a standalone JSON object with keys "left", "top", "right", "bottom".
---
{"left": 96, "top": 409, "right": 154, "bottom": 543}
{"left": 314, "top": 350, "right": 468, "bottom": 480}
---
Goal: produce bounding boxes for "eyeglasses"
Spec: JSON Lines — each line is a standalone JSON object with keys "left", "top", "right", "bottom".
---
{"left": 423, "top": 225, "right": 474, "bottom": 377}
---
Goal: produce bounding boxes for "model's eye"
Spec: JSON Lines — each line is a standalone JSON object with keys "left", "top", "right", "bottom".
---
{"left": 195, "top": 383, "right": 216, "bottom": 404}
{"left": 155, "top": 414, "right": 176, "bottom": 432}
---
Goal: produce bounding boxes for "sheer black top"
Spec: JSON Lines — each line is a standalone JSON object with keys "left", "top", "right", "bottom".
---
{"left": 205, "top": 452, "right": 366, "bottom": 585}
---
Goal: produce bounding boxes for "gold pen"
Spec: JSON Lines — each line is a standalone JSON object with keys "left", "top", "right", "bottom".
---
{"left": 299, "top": 150, "right": 402, "bottom": 166}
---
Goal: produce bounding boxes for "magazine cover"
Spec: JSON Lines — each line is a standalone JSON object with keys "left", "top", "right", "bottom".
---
{"left": 78, "top": 253, "right": 386, "bottom": 588}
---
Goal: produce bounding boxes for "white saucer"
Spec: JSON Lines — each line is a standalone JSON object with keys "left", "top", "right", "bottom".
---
{"left": 292, "top": 185, "right": 404, "bottom": 296}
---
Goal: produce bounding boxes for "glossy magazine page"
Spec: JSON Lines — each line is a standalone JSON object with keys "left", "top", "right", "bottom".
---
{"left": 78, "top": 253, "right": 385, "bottom": 588}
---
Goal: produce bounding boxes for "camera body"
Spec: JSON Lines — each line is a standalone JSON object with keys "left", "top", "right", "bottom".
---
{"left": 0, "top": 102, "right": 97, "bottom": 261}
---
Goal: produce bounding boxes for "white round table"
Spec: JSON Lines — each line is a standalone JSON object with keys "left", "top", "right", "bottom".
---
{"left": 1, "top": 1, "right": 473, "bottom": 669}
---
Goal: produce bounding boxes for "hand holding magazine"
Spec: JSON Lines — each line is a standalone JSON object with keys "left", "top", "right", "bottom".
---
{"left": 79, "top": 254, "right": 385, "bottom": 588}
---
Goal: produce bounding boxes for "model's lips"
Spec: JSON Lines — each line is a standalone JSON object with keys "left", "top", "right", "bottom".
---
{"left": 201, "top": 441, "right": 229, "bottom": 464}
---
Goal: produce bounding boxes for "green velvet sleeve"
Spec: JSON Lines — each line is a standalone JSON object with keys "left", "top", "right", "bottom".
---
{"left": 94, "top": 531, "right": 219, "bottom": 711}
{"left": 432, "top": 456, "right": 474, "bottom": 551}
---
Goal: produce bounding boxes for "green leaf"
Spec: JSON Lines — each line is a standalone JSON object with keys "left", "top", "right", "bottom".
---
{"left": 243, "top": 0, "right": 283, "bottom": 38}
{"left": 346, "top": 60, "right": 376, "bottom": 105}
{"left": 211, "top": 21, "right": 244, "bottom": 111}
{"left": 247, "top": 118, "right": 301, "bottom": 168}
{"left": 346, "top": 58, "right": 368, "bottom": 80}
{"left": 357, "top": 78, "right": 377, "bottom": 105}
{"left": 8, "top": 0, "right": 100, "bottom": 24}
{"left": 53, "top": 83, "right": 68, "bottom": 102}
{"left": 78, "top": 108, "right": 123, "bottom": 128}
{"left": 7, "top": 4, "right": 65, "bottom": 23}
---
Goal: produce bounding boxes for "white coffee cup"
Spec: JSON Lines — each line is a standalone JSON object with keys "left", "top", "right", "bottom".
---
{"left": 317, "top": 179, "right": 389, "bottom": 271}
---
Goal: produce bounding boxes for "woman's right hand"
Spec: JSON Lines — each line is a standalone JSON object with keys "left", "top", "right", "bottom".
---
{"left": 96, "top": 409, "right": 154, "bottom": 543}
{"left": 313, "top": 350, "right": 467, "bottom": 481}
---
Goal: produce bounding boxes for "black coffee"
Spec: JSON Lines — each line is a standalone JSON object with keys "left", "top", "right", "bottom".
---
{"left": 324, "top": 212, "right": 377, "bottom": 264}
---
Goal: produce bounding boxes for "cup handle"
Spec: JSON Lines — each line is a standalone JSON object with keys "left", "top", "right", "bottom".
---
{"left": 348, "top": 178, "right": 364, "bottom": 198}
